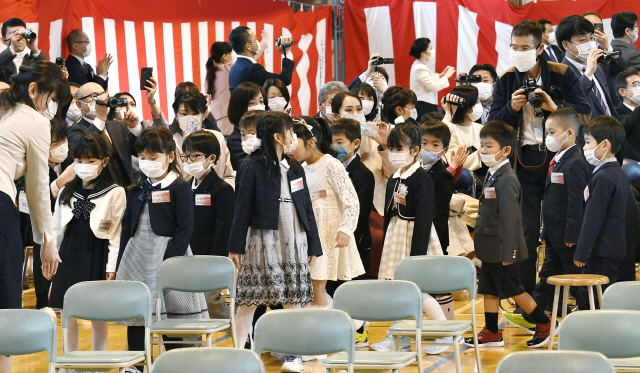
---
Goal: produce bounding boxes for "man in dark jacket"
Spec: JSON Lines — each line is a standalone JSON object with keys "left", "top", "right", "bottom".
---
{"left": 0, "top": 18, "right": 47, "bottom": 84}
{"left": 614, "top": 68, "right": 640, "bottom": 161}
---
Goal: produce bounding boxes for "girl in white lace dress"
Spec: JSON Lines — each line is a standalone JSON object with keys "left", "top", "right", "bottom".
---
{"left": 291, "top": 116, "right": 365, "bottom": 307}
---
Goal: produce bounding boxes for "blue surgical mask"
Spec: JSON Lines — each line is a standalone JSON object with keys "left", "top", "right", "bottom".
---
{"left": 333, "top": 145, "right": 348, "bottom": 161}
{"left": 419, "top": 149, "right": 443, "bottom": 169}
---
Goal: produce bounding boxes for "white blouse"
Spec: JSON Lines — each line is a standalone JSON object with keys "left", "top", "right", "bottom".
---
{"left": 443, "top": 118, "right": 484, "bottom": 172}
{"left": 0, "top": 104, "right": 54, "bottom": 244}
{"left": 410, "top": 60, "right": 450, "bottom": 105}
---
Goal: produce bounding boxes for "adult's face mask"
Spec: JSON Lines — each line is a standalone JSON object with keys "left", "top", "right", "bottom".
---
{"left": 509, "top": 48, "right": 538, "bottom": 73}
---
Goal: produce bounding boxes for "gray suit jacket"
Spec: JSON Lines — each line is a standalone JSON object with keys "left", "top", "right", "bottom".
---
{"left": 0, "top": 47, "right": 48, "bottom": 83}
{"left": 611, "top": 39, "right": 640, "bottom": 70}
{"left": 474, "top": 162, "right": 528, "bottom": 263}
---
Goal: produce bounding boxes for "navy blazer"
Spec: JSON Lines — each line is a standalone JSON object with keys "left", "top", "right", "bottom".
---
{"left": 540, "top": 146, "right": 589, "bottom": 248}
{"left": 346, "top": 154, "right": 375, "bottom": 252}
{"left": 190, "top": 170, "right": 235, "bottom": 257}
{"left": 618, "top": 103, "right": 640, "bottom": 162}
{"left": 229, "top": 56, "right": 295, "bottom": 92}
{"left": 428, "top": 159, "right": 454, "bottom": 251}
{"left": 575, "top": 162, "right": 632, "bottom": 262}
{"left": 227, "top": 126, "right": 247, "bottom": 170}
{"left": 540, "top": 45, "right": 564, "bottom": 63}
{"left": 562, "top": 57, "right": 618, "bottom": 120}
{"left": 117, "top": 176, "right": 194, "bottom": 268}
{"left": 66, "top": 55, "right": 108, "bottom": 90}
{"left": 227, "top": 156, "right": 322, "bottom": 257}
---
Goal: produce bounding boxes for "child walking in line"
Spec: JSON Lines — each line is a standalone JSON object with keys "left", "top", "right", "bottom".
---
{"left": 50, "top": 133, "right": 125, "bottom": 355}
{"left": 227, "top": 112, "right": 322, "bottom": 373}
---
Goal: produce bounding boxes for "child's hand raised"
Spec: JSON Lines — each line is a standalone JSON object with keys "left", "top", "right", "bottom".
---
{"left": 449, "top": 147, "right": 469, "bottom": 169}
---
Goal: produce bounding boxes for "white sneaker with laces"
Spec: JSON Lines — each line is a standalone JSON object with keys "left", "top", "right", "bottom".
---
{"left": 422, "top": 336, "right": 464, "bottom": 355}
{"left": 281, "top": 355, "right": 304, "bottom": 372}
{"left": 370, "top": 334, "right": 411, "bottom": 352}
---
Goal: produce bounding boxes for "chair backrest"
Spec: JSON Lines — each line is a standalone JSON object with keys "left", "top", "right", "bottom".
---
{"left": 254, "top": 308, "right": 355, "bottom": 360}
{"left": 62, "top": 280, "right": 151, "bottom": 327}
{"left": 333, "top": 280, "right": 422, "bottom": 327}
{"left": 156, "top": 256, "right": 237, "bottom": 298}
{"left": 602, "top": 282, "right": 640, "bottom": 310}
{"left": 558, "top": 310, "right": 640, "bottom": 358}
{"left": 622, "top": 158, "right": 640, "bottom": 181}
{"left": 151, "top": 347, "right": 265, "bottom": 373}
{"left": 394, "top": 256, "right": 477, "bottom": 299}
{"left": 496, "top": 351, "right": 614, "bottom": 373}
{"left": 0, "top": 309, "right": 57, "bottom": 361}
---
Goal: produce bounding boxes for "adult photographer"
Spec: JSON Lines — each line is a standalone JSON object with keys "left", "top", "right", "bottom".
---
{"left": 469, "top": 64, "right": 498, "bottom": 124}
{"left": 409, "top": 37, "right": 455, "bottom": 118}
{"left": 228, "top": 26, "right": 294, "bottom": 92}
{"left": 488, "top": 20, "right": 590, "bottom": 300}
{"left": 0, "top": 18, "right": 47, "bottom": 84}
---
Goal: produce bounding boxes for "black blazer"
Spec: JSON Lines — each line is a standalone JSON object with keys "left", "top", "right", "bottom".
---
{"left": 428, "top": 159, "right": 454, "bottom": 251}
{"left": 611, "top": 40, "right": 640, "bottom": 71}
{"left": 66, "top": 55, "right": 108, "bottom": 90}
{"left": 229, "top": 56, "right": 295, "bottom": 92}
{"left": 227, "top": 156, "right": 322, "bottom": 256}
{"left": 575, "top": 162, "right": 632, "bottom": 262}
{"left": 562, "top": 57, "right": 618, "bottom": 120}
{"left": 345, "top": 154, "right": 375, "bottom": 252}
{"left": 67, "top": 118, "right": 138, "bottom": 185}
{"left": 227, "top": 126, "right": 247, "bottom": 170}
{"left": 617, "top": 103, "right": 640, "bottom": 162}
{"left": 540, "top": 44, "right": 564, "bottom": 63}
{"left": 190, "top": 171, "right": 235, "bottom": 257}
{"left": 383, "top": 165, "right": 434, "bottom": 257}
{"left": 0, "top": 47, "right": 48, "bottom": 83}
{"left": 117, "top": 176, "right": 194, "bottom": 268}
{"left": 475, "top": 162, "right": 528, "bottom": 263}
{"left": 540, "top": 146, "right": 589, "bottom": 248}
{"left": 48, "top": 166, "right": 58, "bottom": 213}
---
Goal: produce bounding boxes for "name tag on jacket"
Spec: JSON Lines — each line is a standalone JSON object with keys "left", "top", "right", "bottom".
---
{"left": 484, "top": 187, "right": 496, "bottom": 199}
{"left": 152, "top": 191, "right": 171, "bottom": 203}
{"left": 195, "top": 194, "right": 211, "bottom": 206}
{"left": 550, "top": 172, "right": 564, "bottom": 184}
{"left": 290, "top": 178, "right": 304, "bottom": 193}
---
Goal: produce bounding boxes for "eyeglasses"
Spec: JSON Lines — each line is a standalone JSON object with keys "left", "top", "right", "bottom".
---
{"left": 77, "top": 92, "right": 106, "bottom": 101}
{"left": 180, "top": 153, "right": 210, "bottom": 162}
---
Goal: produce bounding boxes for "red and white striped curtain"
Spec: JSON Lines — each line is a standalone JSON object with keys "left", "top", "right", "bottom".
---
{"left": 343, "top": 0, "right": 640, "bottom": 102}
{"left": 0, "top": 0, "right": 332, "bottom": 121}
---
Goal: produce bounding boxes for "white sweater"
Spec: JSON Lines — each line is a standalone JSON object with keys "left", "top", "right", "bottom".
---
{"left": 409, "top": 60, "right": 450, "bottom": 105}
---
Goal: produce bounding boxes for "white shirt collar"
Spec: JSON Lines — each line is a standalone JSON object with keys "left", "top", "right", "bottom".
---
{"left": 489, "top": 159, "right": 510, "bottom": 176}
{"left": 237, "top": 55, "right": 257, "bottom": 64}
{"left": 624, "top": 102, "right": 637, "bottom": 112}
{"left": 392, "top": 161, "right": 421, "bottom": 179}
{"left": 280, "top": 157, "right": 290, "bottom": 169}
{"left": 92, "top": 117, "right": 106, "bottom": 132}
{"left": 12, "top": 48, "right": 29, "bottom": 59}
{"left": 342, "top": 153, "right": 357, "bottom": 168}
{"left": 554, "top": 144, "right": 576, "bottom": 162}
{"left": 566, "top": 57, "right": 586, "bottom": 72}
{"left": 594, "top": 158, "right": 619, "bottom": 173}
{"left": 151, "top": 171, "right": 179, "bottom": 189}
{"left": 71, "top": 54, "right": 85, "bottom": 65}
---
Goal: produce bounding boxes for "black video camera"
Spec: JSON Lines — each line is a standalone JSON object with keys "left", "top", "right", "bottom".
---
{"left": 55, "top": 57, "right": 65, "bottom": 68}
{"left": 444, "top": 97, "right": 465, "bottom": 106}
{"left": 22, "top": 29, "right": 36, "bottom": 39}
{"left": 598, "top": 51, "right": 620, "bottom": 64}
{"left": 276, "top": 37, "right": 293, "bottom": 48}
{"left": 372, "top": 56, "right": 394, "bottom": 66}
{"left": 522, "top": 77, "right": 543, "bottom": 109}
{"left": 456, "top": 74, "right": 482, "bottom": 85}
{"left": 96, "top": 96, "right": 128, "bottom": 108}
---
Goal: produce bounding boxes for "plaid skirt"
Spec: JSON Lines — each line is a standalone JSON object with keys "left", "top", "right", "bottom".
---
{"left": 378, "top": 217, "right": 414, "bottom": 280}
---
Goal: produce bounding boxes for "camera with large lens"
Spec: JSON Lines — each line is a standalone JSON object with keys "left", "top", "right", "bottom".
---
{"left": 522, "top": 77, "right": 543, "bottom": 109}
{"left": 22, "top": 29, "right": 36, "bottom": 39}
{"left": 456, "top": 74, "right": 482, "bottom": 85}
{"left": 276, "top": 37, "right": 293, "bottom": 48}
{"left": 444, "top": 97, "right": 465, "bottom": 106}
{"left": 372, "top": 56, "right": 394, "bottom": 66}
{"left": 97, "top": 96, "right": 128, "bottom": 108}
{"left": 597, "top": 51, "right": 620, "bottom": 64}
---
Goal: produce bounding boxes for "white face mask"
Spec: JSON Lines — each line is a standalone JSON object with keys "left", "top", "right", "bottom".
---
{"left": 322, "top": 104, "right": 333, "bottom": 115}
{"left": 569, "top": 41, "right": 596, "bottom": 63}
{"left": 389, "top": 150, "right": 414, "bottom": 169}
{"left": 361, "top": 100, "right": 374, "bottom": 115}
{"left": 280, "top": 133, "right": 298, "bottom": 155}
{"left": 116, "top": 109, "right": 126, "bottom": 120}
{"left": 480, "top": 148, "right": 505, "bottom": 167}
{"left": 247, "top": 104, "right": 265, "bottom": 112}
{"left": 82, "top": 43, "right": 93, "bottom": 58}
{"left": 183, "top": 157, "right": 211, "bottom": 179}
{"left": 41, "top": 98, "right": 58, "bottom": 121}
{"left": 547, "top": 32, "right": 557, "bottom": 45}
{"left": 428, "top": 49, "right": 435, "bottom": 60}
{"left": 344, "top": 113, "right": 366, "bottom": 124}
{"left": 82, "top": 100, "right": 97, "bottom": 120}
{"left": 628, "top": 86, "right": 640, "bottom": 105}
{"left": 468, "top": 102, "right": 483, "bottom": 122}
{"left": 509, "top": 48, "right": 538, "bottom": 73}
{"left": 66, "top": 103, "right": 82, "bottom": 123}
{"left": 544, "top": 130, "right": 569, "bottom": 152}
{"left": 139, "top": 156, "right": 168, "bottom": 179}
{"left": 75, "top": 161, "right": 103, "bottom": 182}
{"left": 268, "top": 97, "right": 288, "bottom": 112}
{"left": 404, "top": 107, "right": 418, "bottom": 120}
{"left": 584, "top": 141, "right": 607, "bottom": 166}
{"left": 241, "top": 134, "right": 262, "bottom": 154}
{"left": 49, "top": 142, "right": 69, "bottom": 164}
{"left": 474, "top": 82, "right": 493, "bottom": 101}
{"left": 177, "top": 115, "right": 202, "bottom": 135}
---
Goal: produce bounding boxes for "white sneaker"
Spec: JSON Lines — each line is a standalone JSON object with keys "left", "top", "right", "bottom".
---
{"left": 422, "top": 336, "right": 463, "bottom": 355}
{"left": 281, "top": 355, "right": 303, "bottom": 373}
{"left": 370, "top": 334, "right": 411, "bottom": 352}
{"left": 301, "top": 355, "right": 327, "bottom": 362}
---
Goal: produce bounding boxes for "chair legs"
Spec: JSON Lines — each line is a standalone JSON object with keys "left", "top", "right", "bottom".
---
{"left": 453, "top": 336, "right": 462, "bottom": 373}
{"left": 471, "top": 302, "right": 482, "bottom": 373}
{"left": 206, "top": 333, "right": 212, "bottom": 347}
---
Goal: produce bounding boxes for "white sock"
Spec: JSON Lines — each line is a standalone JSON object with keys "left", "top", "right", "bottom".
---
{"left": 91, "top": 321, "right": 109, "bottom": 351}
{"left": 423, "top": 293, "right": 447, "bottom": 321}
{"left": 66, "top": 316, "right": 79, "bottom": 352}
{"left": 437, "top": 294, "right": 456, "bottom": 320}
{"left": 235, "top": 305, "right": 257, "bottom": 349}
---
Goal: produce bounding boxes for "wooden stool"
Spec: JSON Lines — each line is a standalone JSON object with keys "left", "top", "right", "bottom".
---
{"left": 547, "top": 274, "right": 609, "bottom": 350}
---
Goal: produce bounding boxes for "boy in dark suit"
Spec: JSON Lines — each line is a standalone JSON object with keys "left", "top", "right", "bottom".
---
{"left": 575, "top": 116, "right": 633, "bottom": 309}
{"left": 464, "top": 121, "right": 552, "bottom": 349}
{"left": 504, "top": 108, "right": 588, "bottom": 332}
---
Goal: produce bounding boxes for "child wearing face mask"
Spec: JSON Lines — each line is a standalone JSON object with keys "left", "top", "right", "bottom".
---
{"left": 239, "top": 110, "right": 264, "bottom": 159}
{"left": 49, "top": 133, "right": 124, "bottom": 356}
{"left": 228, "top": 112, "right": 321, "bottom": 370}
{"left": 116, "top": 127, "right": 208, "bottom": 362}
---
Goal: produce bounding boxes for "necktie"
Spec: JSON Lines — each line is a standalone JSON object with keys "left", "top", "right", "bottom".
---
{"left": 547, "top": 158, "right": 556, "bottom": 179}
{"left": 548, "top": 46, "right": 557, "bottom": 62}
{"left": 482, "top": 105, "right": 490, "bottom": 125}
{"left": 582, "top": 67, "right": 610, "bottom": 115}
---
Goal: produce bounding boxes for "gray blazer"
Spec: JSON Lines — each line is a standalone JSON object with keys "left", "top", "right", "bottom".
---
{"left": 474, "top": 162, "right": 528, "bottom": 263}
{"left": 611, "top": 39, "right": 640, "bottom": 70}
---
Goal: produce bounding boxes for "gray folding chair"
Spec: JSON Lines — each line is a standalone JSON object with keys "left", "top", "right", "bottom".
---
{"left": 558, "top": 310, "right": 640, "bottom": 371}
{"left": 391, "top": 255, "right": 481, "bottom": 373}
{"left": 602, "top": 282, "right": 640, "bottom": 310}
{"left": 254, "top": 308, "right": 355, "bottom": 373}
{"left": 151, "top": 347, "right": 265, "bottom": 373}
{"left": 0, "top": 309, "right": 58, "bottom": 373}
{"left": 151, "top": 255, "right": 238, "bottom": 355}
{"left": 496, "top": 351, "right": 615, "bottom": 373}
{"left": 323, "top": 280, "right": 423, "bottom": 373}
{"left": 54, "top": 280, "right": 152, "bottom": 373}
{"left": 151, "top": 256, "right": 237, "bottom": 354}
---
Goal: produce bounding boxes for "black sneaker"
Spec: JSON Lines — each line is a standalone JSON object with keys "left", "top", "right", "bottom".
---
{"left": 526, "top": 318, "right": 556, "bottom": 348}
{"left": 464, "top": 326, "right": 504, "bottom": 347}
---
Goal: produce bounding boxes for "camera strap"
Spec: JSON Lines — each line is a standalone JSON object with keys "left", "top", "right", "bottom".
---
{"left": 515, "top": 122, "right": 549, "bottom": 170}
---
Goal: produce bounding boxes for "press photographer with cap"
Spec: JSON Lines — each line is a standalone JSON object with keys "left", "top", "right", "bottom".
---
{"left": 0, "top": 18, "right": 47, "bottom": 84}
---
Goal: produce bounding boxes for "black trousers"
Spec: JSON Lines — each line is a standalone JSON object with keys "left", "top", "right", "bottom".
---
{"left": 531, "top": 244, "right": 581, "bottom": 311}
{"left": 32, "top": 244, "right": 52, "bottom": 309}
{"left": 578, "top": 255, "right": 623, "bottom": 310}
{"left": 0, "top": 192, "right": 23, "bottom": 309}
{"left": 516, "top": 147, "right": 553, "bottom": 295}
{"left": 127, "top": 326, "right": 185, "bottom": 354}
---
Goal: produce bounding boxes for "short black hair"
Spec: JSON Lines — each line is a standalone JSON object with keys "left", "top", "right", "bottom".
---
{"left": 469, "top": 64, "right": 498, "bottom": 83}
{"left": 331, "top": 118, "right": 361, "bottom": 147}
{"left": 420, "top": 119, "right": 451, "bottom": 148}
{"left": 239, "top": 110, "right": 265, "bottom": 130}
{"left": 420, "top": 112, "right": 445, "bottom": 123}
{"left": 582, "top": 12, "right": 603, "bottom": 22}
{"left": 512, "top": 20, "right": 543, "bottom": 47}
{"left": 173, "top": 91, "right": 207, "bottom": 115}
{"left": 331, "top": 91, "right": 362, "bottom": 116}
{"left": 50, "top": 118, "right": 67, "bottom": 142}
{"left": 377, "top": 66, "right": 390, "bottom": 84}
{"left": 229, "top": 26, "right": 253, "bottom": 54}
{"left": 556, "top": 15, "right": 595, "bottom": 52}
{"left": 612, "top": 11, "right": 638, "bottom": 39}
{"left": 228, "top": 82, "right": 264, "bottom": 126}
{"left": 381, "top": 86, "right": 417, "bottom": 123}
{"left": 388, "top": 122, "right": 420, "bottom": 151}
{"left": 480, "top": 120, "right": 517, "bottom": 149}
{"left": 584, "top": 116, "right": 625, "bottom": 154}
{"left": 615, "top": 67, "right": 640, "bottom": 94}
{"left": 182, "top": 129, "right": 221, "bottom": 163}
{"left": 409, "top": 38, "right": 431, "bottom": 59}
{"left": 547, "top": 107, "right": 581, "bottom": 133}
{"left": 2, "top": 18, "right": 26, "bottom": 39}
{"left": 449, "top": 85, "right": 478, "bottom": 124}
{"left": 539, "top": 19, "right": 552, "bottom": 28}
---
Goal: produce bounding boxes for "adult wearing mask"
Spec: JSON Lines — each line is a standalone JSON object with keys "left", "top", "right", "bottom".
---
{"left": 0, "top": 61, "right": 70, "bottom": 372}
{"left": 469, "top": 64, "right": 498, "bottom": 125}
{"left": 615, "top": 68, "right": 640, "bottom": 161}
{"left": 315, "top": 80, "right": 348, "bottom": 123}
{"left": 611, "top": 11, "right": 640, "bottom": 69}
{"left": 205, "top": 41, "right": 235, "bottom": 136}
{"left": 226, "top": 82, "right": 266, "bottom": 169}
{"left": 264, "top": 78, "right": 290, "bottom": 114}
{"left": 409, "top": 37, "right": 455, "bottom": 118}
{"left": 64, "top": 82, "right": 82, "bottom": 126}
{"left": 539, "top": 19, "right": 564, "bottom": 63}
{"left": 65, "top": 29, "right": 112, "bottom": 90}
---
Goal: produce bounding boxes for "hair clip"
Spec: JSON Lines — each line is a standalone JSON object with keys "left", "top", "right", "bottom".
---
{"left": 294, "top": 118, "right": 314, "bottom": 134}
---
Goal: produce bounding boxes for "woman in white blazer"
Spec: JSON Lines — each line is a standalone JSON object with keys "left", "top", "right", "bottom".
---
{"left": 49, "top": 134, "right": 126, "bottom": 353}
{"left": 441, "top": 86, "right": 484, "bottom": 172}
{"left": 409, "top": 37, "right": 456, "bottom": 119}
